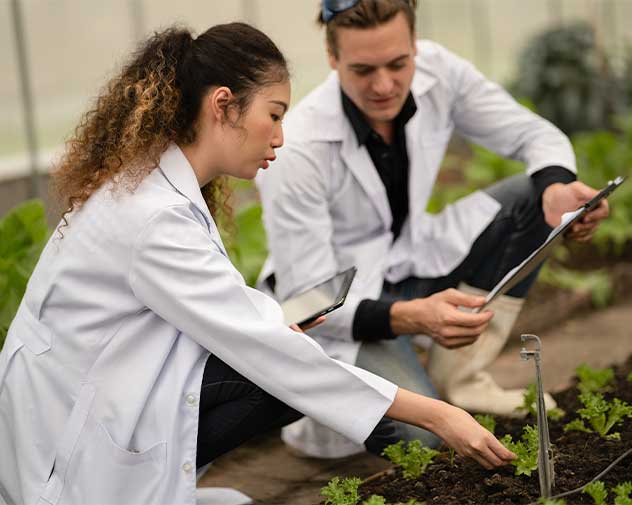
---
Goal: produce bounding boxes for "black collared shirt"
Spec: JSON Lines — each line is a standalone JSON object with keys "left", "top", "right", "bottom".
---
{"left": 342, "top": 91, "right": 417, "bottom": 241}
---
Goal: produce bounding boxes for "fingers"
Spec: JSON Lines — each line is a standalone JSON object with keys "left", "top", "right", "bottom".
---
{"left": 441, "top": 288, "right": 486, "bottom": 309}
{"left": 464, "top": 436, "right": 516, "bottom": 469}
{"left": 299, "top": 315, "right": 326, "bottom": 331}
{"left": 289, "top": 323, "right": 302, "bottom": 333}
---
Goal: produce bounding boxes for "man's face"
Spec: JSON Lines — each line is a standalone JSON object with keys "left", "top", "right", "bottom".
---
{"left": 329, "top": 11, "right": 416, "bottom": 130}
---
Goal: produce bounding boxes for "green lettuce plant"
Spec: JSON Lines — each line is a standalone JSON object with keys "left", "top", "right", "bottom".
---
{"left": 515, "top": 383, "right": 565, "bottom": 420}
{"left": 321, "top": 477, "right": 362, "bottom": 505}
{"left": 501, "top": 425, "right": 539, "bottom": 477}
{"left": 582, "top": 480, "right": 608, "bottom": 505}
{"left": 614, "top": 482, "right": 632, "bottom": 505}
{"left": 474, "top": 414, "right": 496, "bottom": 434}
{"left": 382, "top": 440, "right": 439, "bottom": 480}
{"left": 363, "top": 497, "right": 424, "bottom": 505}
{"left": 0, "top": 199, "right": 49, "bottom": 350}
{"left": 575, "top": 363, "right": 615, "bottom": 394}
{"left": 564, "top": 392, "right": 632, "bottom": 440}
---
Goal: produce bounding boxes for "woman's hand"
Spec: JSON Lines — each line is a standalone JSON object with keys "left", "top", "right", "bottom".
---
{"left": 289, "top": 316, "right": 326, "bottom": 333}
{"left": 385, "top": 389, "right": 515, "bottom": 469}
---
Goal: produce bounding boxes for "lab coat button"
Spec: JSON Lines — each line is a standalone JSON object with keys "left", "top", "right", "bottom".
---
{"left": 182, "top": 462, "right": 193, "bottom": 473}
{"left": 185, "top": 393, "right": 198, "bottom": 406}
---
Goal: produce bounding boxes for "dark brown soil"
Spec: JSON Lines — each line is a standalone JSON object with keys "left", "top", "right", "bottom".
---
{"left": 357, "top": 356, "right": 632, "bottom": 505}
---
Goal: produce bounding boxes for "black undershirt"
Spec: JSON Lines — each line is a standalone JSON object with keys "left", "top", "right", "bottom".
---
{"left": 342, "top": 90, "right": 577, "bottom": 342}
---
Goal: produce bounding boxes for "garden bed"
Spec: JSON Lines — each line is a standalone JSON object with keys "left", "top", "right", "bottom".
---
{"left": 354, "top": 356, "right": 632, "bottom": 504}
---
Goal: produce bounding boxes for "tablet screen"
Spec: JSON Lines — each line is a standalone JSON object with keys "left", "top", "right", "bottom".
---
{"left": 280, "top": 267, "right": 357, "bottom": 326}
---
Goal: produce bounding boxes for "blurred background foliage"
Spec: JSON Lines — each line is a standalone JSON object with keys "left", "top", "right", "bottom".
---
{"left": 2, "top": 22, "right": 632, "bottom": 347}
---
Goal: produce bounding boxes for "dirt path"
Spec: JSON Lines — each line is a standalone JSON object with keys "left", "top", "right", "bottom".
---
{"left": 197, "top": 300, "right": 632, "bottom": 505}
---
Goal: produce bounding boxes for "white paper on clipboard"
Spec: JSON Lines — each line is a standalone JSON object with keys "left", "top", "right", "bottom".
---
{"left": 474, "top": 208, "right": 583, "bottom": 313}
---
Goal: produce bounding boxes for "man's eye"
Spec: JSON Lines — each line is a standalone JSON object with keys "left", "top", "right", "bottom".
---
{"left": 354, "top": 68, "right": 372, "bottom": 76}
{"left": 388, "top": 63, "right": 406, "bottom": 71}
{"left": 271, "top": 114, "right": 281, "bottom": 122}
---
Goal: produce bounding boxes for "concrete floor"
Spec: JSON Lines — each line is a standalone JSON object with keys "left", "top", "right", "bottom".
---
{"left": 197, "top": 301, "right": 632, "bottom": 505}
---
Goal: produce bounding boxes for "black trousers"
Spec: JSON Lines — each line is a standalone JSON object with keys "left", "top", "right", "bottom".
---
{"left": 196, "top": 353, "right": 302, "bottom": 467}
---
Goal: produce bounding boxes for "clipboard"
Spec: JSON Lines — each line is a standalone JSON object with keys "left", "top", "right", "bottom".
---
{"left": 474, "top": 176, "right": 627, "bottom": 312}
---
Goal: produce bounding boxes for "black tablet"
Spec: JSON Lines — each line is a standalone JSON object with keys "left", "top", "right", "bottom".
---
{"left": 474, "top": 176, "right": 627, "bottom": 312}
{"left": 280, "top": 267, "right": 357, "bottom": 327}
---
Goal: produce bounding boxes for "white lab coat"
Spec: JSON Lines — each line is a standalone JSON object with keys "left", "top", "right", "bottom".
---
{"left": 0, "top": 145, "right": 398, "bottom": 505}
{"left": 256, "top": 40, "right": 576, "bottom": 457}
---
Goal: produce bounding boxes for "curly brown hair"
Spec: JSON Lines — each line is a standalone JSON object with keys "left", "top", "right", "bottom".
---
{"left": 51, "top": 23, "right": 288, "bottom": 232}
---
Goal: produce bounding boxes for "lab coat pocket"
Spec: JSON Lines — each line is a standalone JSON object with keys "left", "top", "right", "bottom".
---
{"left": 40, "top": 384, "right": 167, "bottom": 505}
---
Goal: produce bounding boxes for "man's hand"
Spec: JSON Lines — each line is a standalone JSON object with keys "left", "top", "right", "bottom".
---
{"left": 390, "top": 288, "right": 493, "bottom": 348}
{"left": 289, "top": 315, "right": 326, "bottom": 333}
{"left": 542, "top": 181, "right": 609, "bottom": 242}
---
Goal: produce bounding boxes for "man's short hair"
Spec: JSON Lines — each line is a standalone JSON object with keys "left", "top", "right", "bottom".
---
{"left": 318, "top": 0, "right": 417, "bottom": 58}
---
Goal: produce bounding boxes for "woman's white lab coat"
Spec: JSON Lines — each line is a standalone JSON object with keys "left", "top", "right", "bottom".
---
{"left": 0, "top": 145, "right": 397, "bottom": 505}
{"left": 256, "top": 40, "right": 576, "bottom": 457}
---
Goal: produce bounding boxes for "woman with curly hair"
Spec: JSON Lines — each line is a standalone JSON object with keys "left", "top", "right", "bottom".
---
{"left": 0, "top": 22, "right": 513, "bottom": 505}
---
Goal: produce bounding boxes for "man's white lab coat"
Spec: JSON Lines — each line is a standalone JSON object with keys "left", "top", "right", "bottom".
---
{"left": 256, "top": 40, "right": 576, "bottom": 457}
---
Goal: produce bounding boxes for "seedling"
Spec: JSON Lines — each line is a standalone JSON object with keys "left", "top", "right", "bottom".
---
{"left": 582, "top": 480, "right": 608, "bottom": 505}
{"left": 363, "top": 497, "right": 387, "bottom": 505}
{"left": 501, "top": 425, "right": 539, "bottom": 477}
{"left": 515, "top": 383, "right": 565, "bottom": 420}
{"left": 474, "top": 414, "right": 496, "bottom": 434}
{"left": 321, "top": 476, "right": 362, "bottom": 505}
{"left": 614, "top": 482, "right": 632, "bottom": 505}
{"left": 575, "top": 363, "right": 615, "bottom": 394}
{"left": 564, "top": 391, "right": 632, "bottom": 440}
{"left": 447, "top": 447, "right": 456, "bottom": 467}
{"left": 626, "top": 371, "right": 632, "bottom": 383}
{"left": 382, "top": 440, "right": 439, "bottom": 480}
{"left": 362, "top": 498, "right": 424, "bottom": 505}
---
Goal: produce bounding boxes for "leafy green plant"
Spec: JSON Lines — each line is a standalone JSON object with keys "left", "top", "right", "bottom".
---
{"left": 510, "top": 22, "right": 625, "bottom": 136}
{"left": 382, "top": 440, "right": 439, "bottom": 480}
{"left": 0, "top": 199, "right": 49, "bottom": 350}
{"left": 564, "top": 392, "right": 632, "bottom": 440}
{"left": 538, "top": 264, "right": 613, "bottom": 308}
{"left": 627, "top": 371, "right": 632, "bottom": 383}
{"left": 547, "top": 407, "right": 566, "bottom": 421}
{"left": 321, "top": 476, "right": 362, "bottom": 505}
{"left": 514, "top": 384, "right": 564, "bottom": 420}
{"left": 474, "top": 414, "right": 496, "bottom": 434}
{"left": 582, "top": 480, "right": 608, "bottom": 505}
{"left": 501, "top": 425, "right": 539, "bottom": 476}
{"left": 222, "top": 202, "right": 268, "bottom": 287}
{"left": 362, "top": 496, "right": 387, "bottom": 505}
{"left": 614, "top": 481, "right": 632, "bottom": 505}
{"left": 575, "top": 363, "right": 615, "bottom": 394}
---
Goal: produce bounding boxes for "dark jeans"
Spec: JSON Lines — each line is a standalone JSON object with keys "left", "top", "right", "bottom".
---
{"left": 196, "top": 353, "right": 302, "bottom": 467}
{"left": 384, "top": 174, "right": 553, "bottom": 299}
{"left": 364, "top": 174, "right": 552, "bottom": 456}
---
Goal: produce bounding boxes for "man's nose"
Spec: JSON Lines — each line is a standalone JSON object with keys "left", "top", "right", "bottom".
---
{"left": 371, "top": 68, "right": 394, "bottom": 95}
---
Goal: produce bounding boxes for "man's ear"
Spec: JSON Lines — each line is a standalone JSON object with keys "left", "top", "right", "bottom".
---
{"left": 207, "top": 86, "right": 234, "bottom": 122}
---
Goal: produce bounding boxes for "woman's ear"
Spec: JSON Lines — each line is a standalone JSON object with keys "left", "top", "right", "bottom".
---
{"left": 207, "top": 86, "right": 234, "bottom": 123}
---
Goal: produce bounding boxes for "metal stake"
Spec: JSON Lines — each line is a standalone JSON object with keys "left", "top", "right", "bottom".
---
{"left": 520, "top": 334, "right": 555, "bottom": 498}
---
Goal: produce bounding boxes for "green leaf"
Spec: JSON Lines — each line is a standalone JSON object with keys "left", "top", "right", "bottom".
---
{"left": 382, "top": 440, "right": 439, "bottom": 480}
{"left": 321, "top": 477, "right": 362, "bottom": 505}
{"left": 0, "top": 199, "right": 49, "bottom": 350}
{"left": 474, "top": 414, "right": 496, "bottom": 434}
{"left": 362, "top": 496, "right": 387, "bottom": 505}
{"left": 582, "top": 480, "right": 608, "bottom": 505}
{"left": 575, "top": 363, "right": 615, "bottom": 394}
{"left": 613, "top": 481, "right": 632, "bottom": 505}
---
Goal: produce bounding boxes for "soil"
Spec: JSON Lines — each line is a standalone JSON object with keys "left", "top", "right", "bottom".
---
{"left": 357, "top": 357, "right": 632, "bottom": 505}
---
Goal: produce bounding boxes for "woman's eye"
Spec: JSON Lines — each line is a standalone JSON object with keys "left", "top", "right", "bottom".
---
{"left": 271, "top": 114, "right": 281, "bottom": 122}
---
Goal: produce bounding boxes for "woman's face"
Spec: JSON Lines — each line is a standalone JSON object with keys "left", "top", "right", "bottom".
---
{"left": 223, "top": 80, "right": 290, "bottom": 180}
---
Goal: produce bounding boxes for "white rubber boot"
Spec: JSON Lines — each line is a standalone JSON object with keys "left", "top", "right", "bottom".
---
{"left": 427, "top": 283, "right": 557, "bottom": 417}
